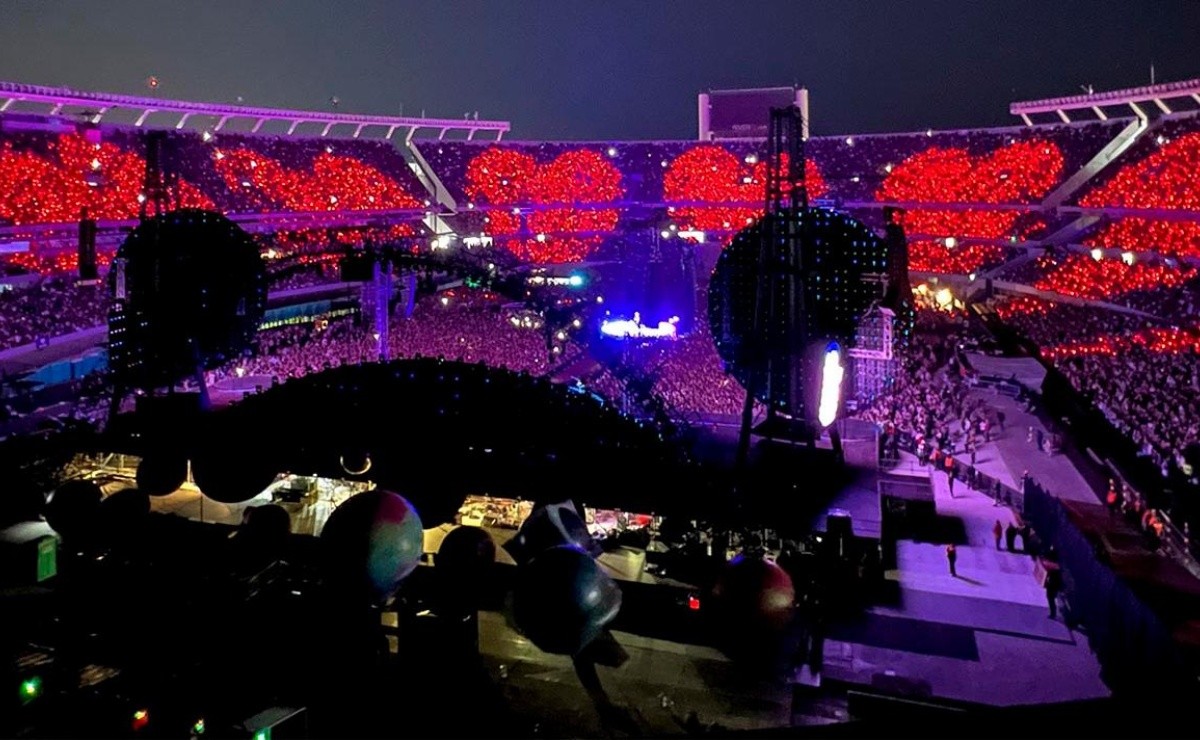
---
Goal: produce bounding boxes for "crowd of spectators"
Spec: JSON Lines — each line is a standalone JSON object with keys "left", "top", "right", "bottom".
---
{"left": 1031, "top": 253, "right": 1196, "bottom": 302}
{"left": 0, "top": 276, "right": 107, "bottom": 351}
{"left": 0, "top": 124, "right": 427, "bottom": 230}
{"left": 210, "top": 292, "right": 582, "bottom": 387}
{"left": 992, "top": 295, "right": 1156, "bottom": 347}
{"left": 1079, "top": 116, "right": 1200, "bottom": 260}
{"left": 853, "top": 311, "right": 1000, "bottom": 459}
{"left": 420, "top": 120, "right": 1121, "bottom": 213}
{"left": 416, "top": 119, "right": 1122, "bottom": 270}
{"left": 1057, "top": 344, "right": 1200, "bottom": 480}
{"left": 989, "top": 292, "right": 1200, "bottom": 480}
{"left": 584, "top": 320, "right": 751, "bottom": 418}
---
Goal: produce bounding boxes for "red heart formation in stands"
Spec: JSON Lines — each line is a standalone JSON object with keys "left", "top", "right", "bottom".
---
{"left": 876, "top": 139, "right": 1063, "bottom": 239}
{"left": 213, "top": 148, "right": 422, "bottom": 213}
{"left": 1081, "top": 132, "right": 1200, "bottom": 259}
{"left": 876, "top": 139, "right": 1062, "bottom": 274}
{"left": 465, "top": 147, "right": 624, "bottom": 263}
{"left": 663, "top": 145, "right": 827, "bottom": 234}
{"left": 0, "top": 132, "right": 212, "bottom": 225}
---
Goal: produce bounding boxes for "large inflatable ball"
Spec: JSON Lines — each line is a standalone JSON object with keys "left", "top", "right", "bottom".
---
{"left": 44, "top": 479, "right": 104, "bottom": 541}
{"left": 713, "top": 555, "right": 796, "bottom": 630}
{"left": 711, "top": 555, "right": 796, "bottom": 665}
{"left": 513, "top": 545, "right": 622, "bottom": 656}
{"left": 135, "top": 453, "right": 188, "bottom": 497}
{"left": 241, "top": 504, "right": 292, "bottom": 542}
{"left": 320, "top": 489, "right": 424, "bottom": 605}
{"left": 505, "top": 500, "right": 598, "bottom": 566}
{"left": 98, "top": 488, "right": 151, "bottom": 542}
{"left": 191, "top": 430, "right": 279, "bottom": 505}
{"left": 1, "top": 469, "right": 43, "bottom": 525}
{"left": 435, "top": 525, "right": 496, "bottom": 613}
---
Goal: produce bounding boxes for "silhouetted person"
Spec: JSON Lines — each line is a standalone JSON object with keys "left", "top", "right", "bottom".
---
{"left": 1005, "top": 522, "right": 1018, "bottom": 551}
{"left": 993, "top": 520, "right": 1003, "bottom": 550}
{"left": 946, "top": 544, "right": 957, "bottom": 577}
{"left": 1045, "top": 566, "right": 1062, "bottom": 619}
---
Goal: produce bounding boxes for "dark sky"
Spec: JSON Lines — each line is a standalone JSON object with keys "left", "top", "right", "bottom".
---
{"left": 0, "top": 1, "right": 1197, "bottom": 140}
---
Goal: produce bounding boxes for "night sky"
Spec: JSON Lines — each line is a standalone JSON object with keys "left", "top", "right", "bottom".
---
{"left": 0, "top": 1, "right": 1196, "bottom": 140}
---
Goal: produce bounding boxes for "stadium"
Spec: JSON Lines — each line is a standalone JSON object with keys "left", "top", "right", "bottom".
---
{"left": 2, "top": 4, "right": 1200, "bottom": 737}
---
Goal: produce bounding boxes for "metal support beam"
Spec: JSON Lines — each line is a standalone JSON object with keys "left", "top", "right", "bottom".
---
{"left": 286, "top": 120, "right": 303, "bottom": 135}
{"left": 353, "top": 123, "right": 364, "bottom": 138}
{"left": 92, "top": 106, "right": 108, "bottom": 123}
{"left": 321, "top": 122, "right": 335, "bottom": 137}
{"left": 175, "top": 112, "right": 192, "bottom": 130}
{"left": 385, "top": 125, "right": 398, "bottom": 139}
{"left": 48, "top": 103, "right": 63, "bottom": 116}
{"left": 214, "top": 115, "right": 230, "bottom": 131}
{"left": 1129, "top": 102, "right": 1148, "bottom": 120}
{"left": 1090, "top": 106, "right": 1108, "bottom": 121}
{"left": 1192, "top": 93, "right": 1200, "bottom": 106}
{"left": 134, "top": 109, "right": 155, "bottom": 126}
{"left": 1019, "top": 113, "right": 1033, "bottom": 127}
{"left": 1153, "top": 97, "right": 1173, "bottom": 115}
{"left": 1056, "top": 109, "right": 1071, "bottom": 123}
{"left": 467, "top": 129, "right": 476, "bottom": 141}
{"left": 438, "top": 127, "right": 449, "bottom": 140}
{"left": 0, "top": 80, "right": 511, "bottom": 140}
{"left": 251, "top": 118, "right": 266, "bottom": 133}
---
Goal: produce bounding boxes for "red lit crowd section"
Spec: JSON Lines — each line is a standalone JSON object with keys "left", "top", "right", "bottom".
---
{"left": 463, "top": 147, "right": 624, "bottom": 262}
{"left": 1081, "top": 129, "right": 1200, "bottom": 260}
{"left": 662, "top": 146, "right": 827, "bottom": 233}
{"left": 0, "top": 132, "right": 211, "bottom": 225}
{"left": 876, "top": 140, "right": 1064, "bottom": 236}
{"left": 875, "top": 140, "right": 1064, "bottom": 273}
{"left": 212, "top": 147, "right": 422, "bottom": 213}
{"left": 420, "top": 120, "right": 1117, "bottom": 268}
{"left": 1032, "top": 254, "right": 1196, "bottom": 301}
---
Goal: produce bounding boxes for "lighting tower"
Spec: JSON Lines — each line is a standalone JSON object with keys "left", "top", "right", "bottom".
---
{"left": 735, "top": 105, "right": 809, "bottom": 468}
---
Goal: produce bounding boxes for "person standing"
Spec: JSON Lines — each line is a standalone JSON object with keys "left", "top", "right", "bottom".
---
{"left": 1005, "top": 521, "right": 1018, "bottom": 551}
{"left": 1105, "top": 480, "right": 1121, "bottom": 517}
{"left": 993, "top": 520, "right": 1003, "bottom": 550}
{"left": 1045, "top": 565, "right": 1062, "bottom": 619}
{"left": 946, "top": 543, "right": 958, "bottom": 577}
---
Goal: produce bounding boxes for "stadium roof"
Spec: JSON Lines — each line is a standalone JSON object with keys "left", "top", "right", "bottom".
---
{"left": 0, "top": 80, "right": 510, "bottom": 141}
{"left": 1011, "top": 77, "right": 1200, "bottom": 124}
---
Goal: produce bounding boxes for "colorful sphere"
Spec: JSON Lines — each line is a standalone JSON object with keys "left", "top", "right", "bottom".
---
{"left": 513, "top": 545, "right": 622, "bottom": 656}
{"left": 320, "top": 489, "right": 424, "bottom": 605}
{"left": 713, "top": 555, "right": 796, "bottom": 632}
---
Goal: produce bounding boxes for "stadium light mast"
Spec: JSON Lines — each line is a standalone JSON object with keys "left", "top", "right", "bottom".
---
{"left": 735, "top": 104, "right": 808, "bottom": 472}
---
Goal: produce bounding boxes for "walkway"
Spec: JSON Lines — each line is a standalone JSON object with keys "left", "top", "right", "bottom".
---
{"left": 819, "top": 428, "right": 1111, "bottom": 707}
